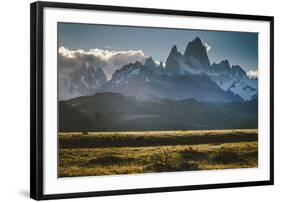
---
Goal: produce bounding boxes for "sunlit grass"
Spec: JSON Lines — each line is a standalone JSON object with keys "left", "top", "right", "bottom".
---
{"left": 59, "top": 129, "right": 258, "bottom": 177}
{"left": 59, "top": 129, "right": 257, "bottom": 137}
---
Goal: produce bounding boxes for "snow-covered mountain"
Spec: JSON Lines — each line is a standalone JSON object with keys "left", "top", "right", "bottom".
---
{"left": 59, "top": 62, "right": 107, "bottom": 100}
{"left": 163, "top": 37, "right": 258, "bottom": 101}
{"left": 59, "top": 37, "right": 258, "bottom": 102}
{"left": 101, "top": 57, "right": 242, "bottom": 102}
{"left": 209, "top": 61, "right": 257, "bottom": 100}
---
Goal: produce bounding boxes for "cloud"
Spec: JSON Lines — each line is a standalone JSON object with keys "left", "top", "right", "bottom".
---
{"left": 246, "top": 69, "right": 258, "bottom": 79}
{"left": 203, "top": 41, "right": 211, "bottom": 52}
{"left": 58, "top": 46, "right": 147, "bottom": 80}
{"left": 154, "top": 60, "right": 165, "bottom": 67}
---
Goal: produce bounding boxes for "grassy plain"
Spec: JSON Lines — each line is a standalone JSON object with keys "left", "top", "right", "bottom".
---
{"left": 59, "top": 129, "right": 258, "bottom": 177}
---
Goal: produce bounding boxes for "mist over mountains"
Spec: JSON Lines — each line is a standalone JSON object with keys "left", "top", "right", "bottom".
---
{"left": 59, "top": 37, "right": 258, "bottom": 131}
{"left": 59, "top": 92, "right": 258, "bottom": 132}
{"left": 59, "top": 37, "right": 257, "bottom": 102}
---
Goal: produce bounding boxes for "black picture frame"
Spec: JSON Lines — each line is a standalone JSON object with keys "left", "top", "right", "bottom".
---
{"left": 30, "top": 1, "right": 274, "bottom": 200}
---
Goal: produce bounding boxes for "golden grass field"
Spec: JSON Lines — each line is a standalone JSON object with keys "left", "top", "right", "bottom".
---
{"left": 59, "top": 129, "right": 258, "bottom": 177}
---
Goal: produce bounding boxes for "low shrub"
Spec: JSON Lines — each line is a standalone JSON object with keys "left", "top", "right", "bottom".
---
{"left": 211, "top": 150, "right": 242, "bottom": 164}
{"left": 88, "top": 155, "right": 134, "bottom": 166}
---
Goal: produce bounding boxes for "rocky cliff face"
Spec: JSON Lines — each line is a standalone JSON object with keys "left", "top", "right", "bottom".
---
{"left": 59, "top": 37, "right": 258, "bottom": 102}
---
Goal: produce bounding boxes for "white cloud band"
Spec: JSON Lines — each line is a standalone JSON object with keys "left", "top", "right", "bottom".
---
{"left": 246, "top": 69, "right": 258, "bottom": 79}
{"left": 58, "top": 46, "right": 147, "bottom": 80}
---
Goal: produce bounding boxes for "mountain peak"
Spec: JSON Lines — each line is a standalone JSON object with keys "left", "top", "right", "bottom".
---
{"left": 184, "top": 37, "right": 210, "bottom": 67}
{"left": 193, "top": 37, "right": 203, "bottom": 45}
{"left": 144, "top": 57, "right": 156, "bottom": 68}
{"left": 220, "top": 60, "right": 230, "bottom": 67}
{"left": 171, "top": 45, "right": 178, "bottom": 54}
{"left": 165, "top": 45, "right": 182, "bottom": 74}
{"left": 231, "top": 65, "right": 247, "bottom": 78}
{"left": 211, "top": 59, "right": 231, "bottom": 75}
{"left": 158, "top": 61, "right": 164, "bottom": 69}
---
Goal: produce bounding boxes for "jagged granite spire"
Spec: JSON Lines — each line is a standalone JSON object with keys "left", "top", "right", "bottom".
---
{"left": 158, "top": 61, "right": 164, "bottom": 69}
{"left": 144, "top": 57, "right": 156, "bottom": 68}
{"left": 165, "top": 45, "right": 182, "bottom": 74}
{"left": 231, "top": 65, "right": 247, "bottom": 78}
{"left": 211, "top": 60, "right": 231, "bottom": 74}
{"left": 170, "top": 45, "right": 178, "bottom": 55}
{"left": 184, "top": 37, "right": 211, "bottom": 68}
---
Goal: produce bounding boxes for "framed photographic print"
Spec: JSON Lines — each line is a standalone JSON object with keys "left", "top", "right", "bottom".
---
{"left": 30, "top": 1, "right": 274, "bottom": 200}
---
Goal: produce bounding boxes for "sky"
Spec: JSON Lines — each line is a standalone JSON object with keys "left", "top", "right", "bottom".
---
{"left": 58, "top": 22, "right": 258, "bottom": 79}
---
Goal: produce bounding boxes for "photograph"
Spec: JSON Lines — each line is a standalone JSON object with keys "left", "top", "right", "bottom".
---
{"left": 58, "top": 23, "right": 259, "bottom": 177}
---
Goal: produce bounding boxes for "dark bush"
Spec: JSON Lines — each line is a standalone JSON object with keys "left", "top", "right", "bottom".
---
{"left": 178, "top": 161, "right": 200, "bottom": 171}
{"left": 179, "top": 147, "right": 206, "bottom": 161}
{"left": 211, "top": 150, "right": 242, "bottom": 164}
{"left": 88, "top": 155, "right": 134, "bottom": 166}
